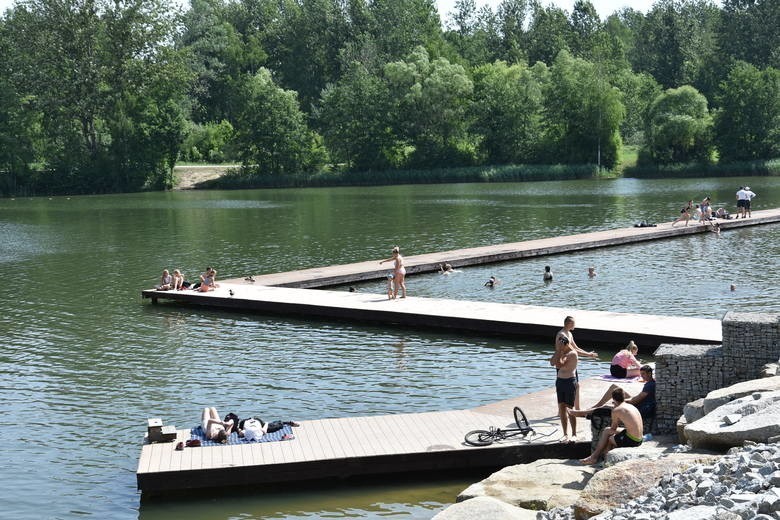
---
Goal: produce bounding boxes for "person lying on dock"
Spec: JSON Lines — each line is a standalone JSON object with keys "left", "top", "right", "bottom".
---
{"left": 574, "top": 388, "right": 644, "bottom": 464}
{"left": 156, "top": 269, "right": 173, "bottom": 291}
{"left": 201, "top": 407, "right": 236, "bottom": 443}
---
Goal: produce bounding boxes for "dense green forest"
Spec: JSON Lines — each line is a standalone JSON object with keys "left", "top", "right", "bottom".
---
{"left": 0, "top": 0, "right": 778, "bottom": 195}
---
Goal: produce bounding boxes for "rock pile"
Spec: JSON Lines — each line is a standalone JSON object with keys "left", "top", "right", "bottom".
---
{"left": 538, "top": 441, "right": 780, "bottom": 520}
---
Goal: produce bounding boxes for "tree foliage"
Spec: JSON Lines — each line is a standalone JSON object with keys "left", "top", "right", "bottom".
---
{"left": 714, "top": 62, "right": 780, "bottom": 162}
{"left": 233, "top": 68, "right": 325, "bottom": 175}
{"left": 643, "top": 85, "right": 713, "bottom": 164}
{"left": 1, "top": 0, "right": 779, "bottom": 195}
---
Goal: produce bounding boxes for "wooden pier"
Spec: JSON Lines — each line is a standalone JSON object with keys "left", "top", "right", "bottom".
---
{"left": 137, "top": 377, "right": 644, "bottom": 495}
{"left": 137, "top": 212, "right": 780, "bottom": 346}
{"left": 142, "top": 284, "right": 721, "bottom": 346}
{"left": 219, "top": 208, "right": 780, "bottom": 288}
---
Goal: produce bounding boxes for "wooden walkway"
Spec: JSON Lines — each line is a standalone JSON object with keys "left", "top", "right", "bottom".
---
{"left": 137, "top": 211, "right": 780, "bottom": 346}
{"left": 137, "top": 377, "right": 644, "bottom": 495}
{"left": 219, "top": 209, "right": 780, "bottom": 288}
{"left": 142, "top": 284, "right": 721, "bottom": 346}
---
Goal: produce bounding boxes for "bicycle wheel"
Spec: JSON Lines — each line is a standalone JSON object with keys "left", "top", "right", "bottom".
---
{"left": 465, "top": 429, "right": 495, "bottom": 446}
{"left": 514, "top": 407, "right": 530, "bottom": 432}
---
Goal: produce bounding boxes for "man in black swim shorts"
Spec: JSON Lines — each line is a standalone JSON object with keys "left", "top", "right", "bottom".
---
{"left": 613, "top": 429, "right": 643, "bottom": 448}
{"left": 578, "top": 388, "right": 644, "bottom": 464}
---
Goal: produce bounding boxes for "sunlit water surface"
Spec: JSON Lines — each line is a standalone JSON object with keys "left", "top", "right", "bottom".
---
{"left": 2, "top": 176, "right": 778, "bottom": 519}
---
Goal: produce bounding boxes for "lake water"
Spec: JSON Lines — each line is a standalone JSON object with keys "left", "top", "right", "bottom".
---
{"left": 2, "top": 176, "right": 778, "bottom": 519}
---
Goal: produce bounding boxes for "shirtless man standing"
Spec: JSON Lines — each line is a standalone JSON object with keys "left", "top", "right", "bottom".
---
{"left": 553, "top": 316, "right": 599, "bottom": 411}
{"left": 551, "top": 334, "right": 579, "bottom": 442}
{"left": 576, "top": 388, "right": 644, "bottom": 464}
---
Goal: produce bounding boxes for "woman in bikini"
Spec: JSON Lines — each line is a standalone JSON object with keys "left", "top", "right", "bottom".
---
{"left": 379, "top": 246, "right": 406, "bottom": 299}
{"left": 201, "top": 407, "right": 235, "bottom": 443}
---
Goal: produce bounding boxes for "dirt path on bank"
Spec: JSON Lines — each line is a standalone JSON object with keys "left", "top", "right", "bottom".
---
{"left": 173, "top": 164, "right": 239, "bottom": 190}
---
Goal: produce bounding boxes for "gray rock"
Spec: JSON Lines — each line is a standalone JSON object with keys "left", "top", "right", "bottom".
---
{"left": 685, "top": 391, "right": 780, "bottom": 449}
{"left": 603, "top": 445, "right": 668, "bottom": 466}
{"left": 432, "top": 496, "right": 538, "bottom": 520}
{"left": 724, "top": 414, "right": 743, "bottom": 425}
{"left": 457, "top": 459, "right": 597, "bottom": 510}
{"left": 573, "top": 454, "right": 718, "bottom": 519}
{"left": 667, "top": 505, "right": 717, "bottom": 519}
{"left": 685, "top": 398, "right": 707, "bottom": 423}
{"left": 703, "top": 376, "right": 780, "bottom": 414}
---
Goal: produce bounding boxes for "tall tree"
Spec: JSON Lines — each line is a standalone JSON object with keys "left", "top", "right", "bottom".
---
{"left": 233, "top": 68, "right": 324, "bottom": 175}
{"left": 718, "top": 0, "right": 780, "bottom": 69}
{"left": 7, "top": 0, "right": 189, "bottom": 191}
{"left": 643, "top": 85, "right": 714, "bottom": 164}
{"left": 632, "top": 0, "right": 720, "bottom": 90}
{"left": 384, "top": 46, "right": 475, "bottom": 167}
{"left": 543, "top": 51, "right": 624, "bottom": 168}
{"left": 714, "top": 62, "right": 780, "bottom": 161}
{"left": 569, "top": 0, "right": 601, "bottom": 58}
{"left": 317, "top": 63, "right": 395, "bottom": 171}
{"left": 470, "top": 60, "right": 545, "bottom": 164}
{"left": 525, "top": 2, "right": 572, "bottom": 65}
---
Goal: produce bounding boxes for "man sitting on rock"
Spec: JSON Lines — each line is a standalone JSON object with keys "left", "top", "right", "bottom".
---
{"left": 572, "top": 365, "right": 656, "bottom": 430}
{"left": 574, "top": 388, "right": 643, "bottom": 464}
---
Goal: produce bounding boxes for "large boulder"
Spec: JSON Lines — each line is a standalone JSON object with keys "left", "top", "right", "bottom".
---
{"left": 573, "top": 454, "right": 719, "bottom": 519}
{"left": 432, "top": 496, "right": 537, "bottom": 520}
{"left": 702, "top": 376, "right": 780, "bottom": 414}
{"left": 685, "top": 391, "right": 780, "bottom": 449}
{"left": 458, "top": 459, "right": 597, "bottom": 510}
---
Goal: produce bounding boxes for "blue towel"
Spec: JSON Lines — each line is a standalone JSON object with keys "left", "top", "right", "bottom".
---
{"left": 190, "top": 425, "right": 294, "bottom": 446}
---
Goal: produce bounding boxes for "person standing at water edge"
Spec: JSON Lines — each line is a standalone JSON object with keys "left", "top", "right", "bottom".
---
{"left": 736, "top": 187, "right": 747, "bottom": 218}
{"left": 380, "top": 246, "right": 406, "bottom": 299}
{"left": 743, "top": 186, "right": 756, "bottom": 218}
{"left": 551, "top": 334, "right": 578, "bottom": 442}
{"left": 551, "top": 316, "right": 598, "bottom": 441}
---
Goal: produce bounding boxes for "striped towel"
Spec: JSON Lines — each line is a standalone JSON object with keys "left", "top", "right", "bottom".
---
{"left": 190, "top": 425, "right": 294, "bottom": 446}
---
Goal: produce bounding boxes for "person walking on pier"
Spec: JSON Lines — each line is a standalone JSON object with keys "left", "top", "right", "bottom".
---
{"left": 672, "top": 200, "right": 693, "bottom": 227}
{"left": 380, "top": 246, "right": 406, "bottom": 299}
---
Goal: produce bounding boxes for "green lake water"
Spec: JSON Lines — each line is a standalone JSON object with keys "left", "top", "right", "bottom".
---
{"left": 2, "top": 176, "right": 779, "bottom": 519}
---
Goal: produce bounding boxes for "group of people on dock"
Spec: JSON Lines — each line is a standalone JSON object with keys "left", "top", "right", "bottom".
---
{"left": 672, "top": 186, "right": 756, "bottom": 227}
{"left": 155, "top": 266, "right": 219, "bottom": 292}
{"left": 549, "top": 316, "right": 656, "bottom": 465}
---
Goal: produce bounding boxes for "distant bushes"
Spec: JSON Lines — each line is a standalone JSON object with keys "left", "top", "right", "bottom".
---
{"left": 625, "top": 158, "right": 780, "bottom": 179}
{"left": 201, "top": 163, "right": 600, "bottom": 190}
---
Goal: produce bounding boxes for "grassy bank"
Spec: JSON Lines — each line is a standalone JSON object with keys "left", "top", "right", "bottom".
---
{"left": 199, "top": 163, "right": 600, "bottom": 190}
{"left": 625, "top": 158, "right": 780, "bottom": 178}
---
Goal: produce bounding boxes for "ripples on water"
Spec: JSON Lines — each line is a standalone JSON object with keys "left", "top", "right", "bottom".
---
{"left": 1, "top": 177, "right": 778, "bottom": 519}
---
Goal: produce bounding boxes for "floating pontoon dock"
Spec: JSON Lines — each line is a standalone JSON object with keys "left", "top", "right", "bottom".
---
{"left": 137, "top": 377, "right": 643, "bottom": 496}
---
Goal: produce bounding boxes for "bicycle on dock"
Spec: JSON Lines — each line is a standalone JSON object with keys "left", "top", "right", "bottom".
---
{"left": 464, "top": 406, "right": 536, "bottom": 446}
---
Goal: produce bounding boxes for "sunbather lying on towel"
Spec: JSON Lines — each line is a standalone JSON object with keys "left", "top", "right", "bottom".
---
{"left": 201, "top": 407, "right": 236, "bottom": 443}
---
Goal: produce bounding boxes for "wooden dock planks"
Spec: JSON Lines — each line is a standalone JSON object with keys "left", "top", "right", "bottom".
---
{"left": 138, "top": 378, "right": 627, "bottom": 495}
{"left": 136, "top": 211, "right": 780, "bottom": 346}
{"left": 217, "top": 208, "right": 780, "bottom": 288}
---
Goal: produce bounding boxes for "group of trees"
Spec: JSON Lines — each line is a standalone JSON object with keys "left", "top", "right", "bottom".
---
{"left": 0, "top": 0, "right": 778, "bottom": 194}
